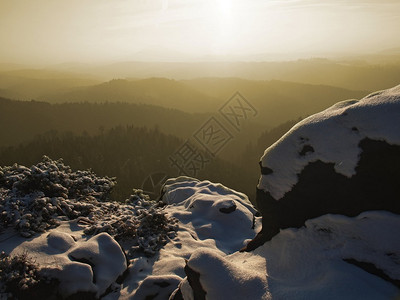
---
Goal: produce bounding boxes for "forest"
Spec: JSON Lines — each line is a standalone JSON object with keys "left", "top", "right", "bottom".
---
{"left": 1, "top": 57, "right": 399, "bottom": 204}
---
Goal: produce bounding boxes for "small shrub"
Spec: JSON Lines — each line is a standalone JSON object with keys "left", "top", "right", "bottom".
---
{"left": 0, "top": 251, "right": 58, "bottom": 299}
{"left": 0, "top": 156, "right": 116, "bottom": 237}
{"left": 0, "top": 158, "right": 179, "bottom": 257}
{"left": 84, "top": 189, "right": 179, "bottom": 257}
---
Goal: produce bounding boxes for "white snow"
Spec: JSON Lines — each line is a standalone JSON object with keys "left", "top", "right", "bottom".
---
{"left": 258, "top": 84, "right": 400, "bottom": 200}
{"left": 160, "top": 177, "right": 259, "bottom": 252}
{"left": 114, "top": 177, "right": 399, "bottom": 300}
{"left": 182, "top": 248, "right": 270, "bottom": 300}
{"left": 1, "top": 175, "right": 399, "bottom": 299}
{"left": 182, "top": 211, "right": 400, "bottom": 300}
{"left": 4, "top": 223, "right": 127, "bottom": 298}
{"left": 132, "top": 275, "right": 182, "bottom": 300}
{"left": 0, "top": 176, "right": 262, "bottom": 299}
{"left": 111, "top": 177, "right": 261, "bottom": 299}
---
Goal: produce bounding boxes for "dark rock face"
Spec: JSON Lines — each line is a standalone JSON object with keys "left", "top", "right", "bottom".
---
{"left": 244, "top": 138, "right": 400, "bottom": 251}
{"left": 184, "top": 263, "right": 206, "bottom": 300}
{"left": 219, "top": 204, "right": 237, "bottom": 214}
{"left": 132, "top": 275, "right": 182, "bottom": 300}
{"left": 259, "top": 161, "right": 273, "bottom": 175}
{"left": 299, "top": 144, "right": 315, "bottom": 156}
{"left": 343, "top": 258, "right": 400, "bottom": 289}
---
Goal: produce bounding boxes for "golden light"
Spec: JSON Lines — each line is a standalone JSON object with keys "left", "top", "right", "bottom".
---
{"left": 209, "top": 0, "right": 236, "bottom": 55}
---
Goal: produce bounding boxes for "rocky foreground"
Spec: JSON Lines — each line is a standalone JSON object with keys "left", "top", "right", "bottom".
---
{"left": 1, "top": 84, "right": 400, "bottom": 299}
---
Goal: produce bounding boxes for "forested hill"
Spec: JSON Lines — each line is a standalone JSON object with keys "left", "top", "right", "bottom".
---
{"left": 0, "top": 69, "right": 370, "bottom": 127}
{"left": 0, "top": 103, "right": 301, "bottom": 203}
{"left": 42, "top": 78, "right": 219, "bottom": 113}
{"left": 0, "top": 97, "right": 207, "bottom": 147}
{"left": 40, "top": 78, "right": 367, "bottom": 126}
{"left": 41, "top": 58, "right": 400, "bottom": 91}
{"left": 0, "top": 126, "right": 254, "bottom": 202}
{"left": 182, "top": 78, "right": 368, "bottom": 127}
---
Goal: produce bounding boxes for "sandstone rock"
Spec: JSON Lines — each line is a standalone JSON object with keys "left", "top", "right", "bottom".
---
{"left": 244, "top": 85, "right": 400, "bottom": 250}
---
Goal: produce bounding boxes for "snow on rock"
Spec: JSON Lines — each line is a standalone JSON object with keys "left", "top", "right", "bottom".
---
{"left": 258, "top": 84, "right": 400, "bottom": 200}
{"left": 111, "top": 177, "right": 261, "bottom": 299}
{"left": 132, "top": 275, "right": 182, "bottom": 300}
{"left": 47, "top": 230, "right": 75, "bottom": 252}
{"left": 246, "top": 84, "right": 400, "bottom": 248}
{"left": 2, "top": 175, "right": 260, "bottom": 299}
{"left": 67, "top": 233, "right": 127, "bottom": 296}
{"left": 181, "top": 248, "right": 269, "bottom": 300}
{"left": 254, "top": 211, "right": 400, "bottom": 299}
{"left": 180, "top": 211, "right": 400, "bottom": 300}
{"left": 161, "top": 177, "right": 259, "bottom": 252}
{"left": 10, "top": 228, "right": 127, "bottom": 298}
{"left": 2, "top": 171, "right": 400, "bottom": 299}
{"left": 0, "top": 157, "right": 179, "bottom": 257}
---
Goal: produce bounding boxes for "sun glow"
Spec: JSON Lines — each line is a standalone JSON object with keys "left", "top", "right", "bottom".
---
{"left": 216, "top": 0, "right": 233, "bottom": 16}
{"left": 209, "top": 0, "right": 236, "bottom": 54}
{"left": 1, "top": 0, "right": 400, "bottom": 64}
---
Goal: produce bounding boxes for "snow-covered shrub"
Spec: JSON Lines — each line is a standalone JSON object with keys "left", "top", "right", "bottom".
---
{"left": 0, "top": 251, "right": 58, "bottom": 299}
{"left": 84, "top": 189, "right": 179, "bottom": 257}
{"left": 0, "top": 156, "right": 116, "bottom": 237}
{"left": 0, "top": 157, "right": 179, "bottom": 256}
{"left": 0, "top": 156, "right": 115, "bottom": 200}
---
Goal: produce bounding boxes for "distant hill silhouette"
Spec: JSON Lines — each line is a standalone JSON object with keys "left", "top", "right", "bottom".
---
{"left": 0, "top": 97, "right": 207, "bottom": 147}
{"left": 50, "top": 58, "right": 400, "bottom": 91}
{"left": 0, "top": 74, "right": 367, "bottom": 125}
{"left": 42, "top": 78, "right": 219, "bottom": 113}
{"left": 43, "top": 78, "right": 368, "bottom": 126}
{"left": 183, "top": 78, "right": 367, "bottom": 127}
{"left": 0, "top": 68, "right": 100, "bottom": 100}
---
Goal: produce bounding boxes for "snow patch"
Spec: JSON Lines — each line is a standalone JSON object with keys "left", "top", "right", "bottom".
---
{"left": 178, "top": 210, "right": 400, "bottom": 299}
{"left": 2, "top": 173, "right": 399, "bottom": 299}
{"left": 113, "top": 177, "right": 260, "bottom": 299}
{"left": 184, "top": 248, "right": 270, "bottom": 300}
{"left": 11, "top": 229, "right": 127, "bottom": 298}
{"left": 161, "top": 177, "right": 259, "bottom": 252}
{"left": 258, "top": 84, "right": 400, "bottom": 200}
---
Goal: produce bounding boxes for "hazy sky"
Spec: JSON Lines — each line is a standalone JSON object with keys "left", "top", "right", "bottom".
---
{"left": 1, "top": 0, "right": 400, "bottom": 64}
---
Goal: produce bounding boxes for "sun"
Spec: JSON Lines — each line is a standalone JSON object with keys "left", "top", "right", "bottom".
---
{"left": 216, "top": 0, "right": 233, "bottom": 16}
{"left": 211, "top": 0, "right": 235, "bottom": 54}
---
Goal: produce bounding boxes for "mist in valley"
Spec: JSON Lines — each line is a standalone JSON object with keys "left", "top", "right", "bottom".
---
{"left": 1, "top": 56, "right": 400, "bottom": 202}
{"left": 1, "top": 0, "right": 400, "bottom": 203}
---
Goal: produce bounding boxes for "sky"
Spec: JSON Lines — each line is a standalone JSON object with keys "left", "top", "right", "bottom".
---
{"left": 1, "top": 0, "right": 400, "bottom": 64}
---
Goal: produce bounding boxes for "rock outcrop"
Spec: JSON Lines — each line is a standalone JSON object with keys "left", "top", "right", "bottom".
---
{"left": 10, "top": 230, "right": 128, "bottom": 298}
{"left": 176, "top": 211, "right": 400, "bottom": 299}
{"left": 176, "top": 248, "right": 269, "bottom": 300}
{"left": 244, "top": 84, "right": 400, "bottom": 251}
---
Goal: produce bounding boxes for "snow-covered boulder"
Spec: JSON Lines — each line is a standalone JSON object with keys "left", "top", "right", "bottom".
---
{"left": 133, "top": 275, "right": 182, "bottom": 300}
{"left": 178, "top": 248, "right": 270, "bottom": 300}
{"left": 2, "top": 174, "right": 399, "bottom": 299}
{"left": 102, "top": 177, "right": 260, "bottom": 299}
{"left": 179, "top": 211, "right": 400, "bottom": 300}
{"left": 161, "top": 177, "right": 259, "bottom": 253}
{"left": 245, "top": 84, "right": 400, "bottom": 250}
{"left": 10, "top": 229, "right": 127, "bottom": 298}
